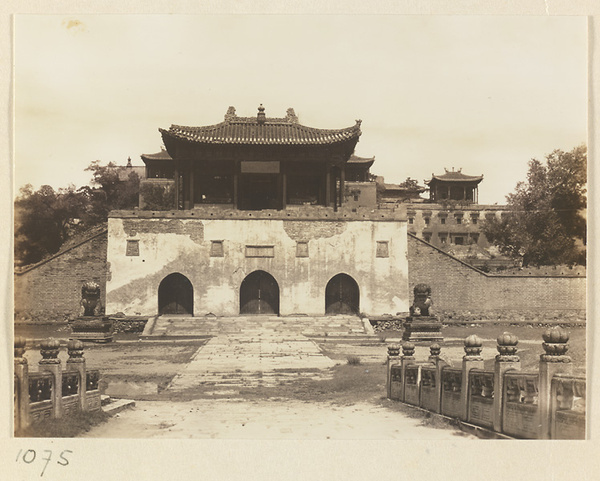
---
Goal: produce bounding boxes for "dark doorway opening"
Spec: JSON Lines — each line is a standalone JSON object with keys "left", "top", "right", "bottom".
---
{"left": 239, "top": 174, "right": 281, "bottom": 210}
{"left": 158, "top": 273, "right": 194, "bottom": 316}
{"left": 240, "top": 270, "right": 280, "bottom": 315}
{"left": 325, "top": 274, "right": 359, "bottom": 315}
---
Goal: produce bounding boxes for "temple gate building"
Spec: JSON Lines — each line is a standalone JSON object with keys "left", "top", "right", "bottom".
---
{"left": 105, "top": 106, "right": 409, "bottom": 318}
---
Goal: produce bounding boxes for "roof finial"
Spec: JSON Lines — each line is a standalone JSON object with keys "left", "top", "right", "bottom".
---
{"left": 126, "top": 156, "right": 132, "bottom": 168}
{"left": 257, "top": 104, "right": 266, "bottom": 124}
{"left": 224, "top": 106, "right": 236, "bottom": 122}
{"left": 286, "top": 108, "right": 298, "bottom": 123}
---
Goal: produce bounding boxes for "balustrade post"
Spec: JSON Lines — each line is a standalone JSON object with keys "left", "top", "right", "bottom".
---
{"left": 38, "top": 339, "right": 62, "bottom": 419}
{"left": 400, "top": 342, "right": 416, "bottom": 402}
{"left": 539, "top": 327, "right": 572, "bottom": 439}
{"left": 461, "top": 335, "right": 484, "bottom": 421}
{"left": 14, "top": 337, "right": 30, "bottom": 431}
{"left": 429, "top": 343, "right": 447, "bottom": 413}
{"left": 493, "top": 332, "right": 521, "bottom": 432}
{"left": 66, "top": 340, "right": 87, "bottom": 411}
{"left": 386, "top": 344, "right": 400, "bottom": 399}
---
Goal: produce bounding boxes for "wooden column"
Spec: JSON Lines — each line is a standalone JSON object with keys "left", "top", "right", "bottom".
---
{"left": 174, "top": 160, "right": 180, "bottom": 210}
{"left": 233, "top": 173, "right": 239, "bottom": 209}
{"left": 188, "top": 165, "right": 195, "bottom": 209}
{"left": 281, "top": 172, "right": 287, "bottom": 210}
{"left": 325, "top": 169, "right": 331, "bottom": 207}
{"left": 340, "top": 166, "right": 345, "bottom": 207}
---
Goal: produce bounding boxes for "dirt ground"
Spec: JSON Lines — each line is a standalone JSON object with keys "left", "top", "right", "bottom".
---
{"left": 81, "top": 398, "right": 475, "bottom": 439}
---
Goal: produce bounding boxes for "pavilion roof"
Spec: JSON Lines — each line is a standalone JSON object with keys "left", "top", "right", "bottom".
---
{"left": 141, "top": 149, "right": 172, "bottom": 161}
{"left": 347, "top": 154, "right": 375, "bottom": 167}
{"left": 426, "top": 169, "right": 483, "bottom": 184}
{"left": 160, "top": 106, "right": 362, "bottom": 147}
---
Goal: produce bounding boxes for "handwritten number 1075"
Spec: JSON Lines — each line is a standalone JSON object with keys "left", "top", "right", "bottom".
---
{"left": 16, "top": 449, "right": 72, "bottom": 477}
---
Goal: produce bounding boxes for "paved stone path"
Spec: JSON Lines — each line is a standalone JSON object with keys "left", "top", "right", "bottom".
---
{"left": 82, "top": 399, "right": 475, "bottom": 439}
{"left": 167, "top": 332, "right": 337, "bottom": 390}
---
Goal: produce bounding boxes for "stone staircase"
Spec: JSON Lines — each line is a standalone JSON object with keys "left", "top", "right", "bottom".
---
{"left": 143, "top": 314, "right": 372, "bottom": 339}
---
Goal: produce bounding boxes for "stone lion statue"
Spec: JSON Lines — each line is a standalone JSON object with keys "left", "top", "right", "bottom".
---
{"left": 409, "top": 283, "right": 433, "bottom": 317}
{"left": 81, "top": 281, "right": 102, "bottom": 317}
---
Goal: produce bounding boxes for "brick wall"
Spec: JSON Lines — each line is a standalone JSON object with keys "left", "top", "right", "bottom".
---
{"left": 407, "top": 234, "right": 586, "bottom": 320}
{"left": 14, "top": 230, "right": 108, "bottom": 321}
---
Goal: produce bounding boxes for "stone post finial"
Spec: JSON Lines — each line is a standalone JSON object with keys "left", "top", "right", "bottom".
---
{"left": 14, "top": 336, "right": 27, "bottom": 364}
{"left": 541, "top": 326, "right": 571, "bottom": 363}
{"left": 430, "top": 343, "right": 441, "bottom": 357}
{"left": 496, "top": 332, "right": 519, "bottom": 362}
{"left": 402, "top": 342, "right": 415, "bottom": 358}
{"left": 39, "top": 338, "right": 61, "bottom": 364}
{"left": 463, "top": 334, "right": 483, "bottom": 360}
{"left": 67, "top": 340, "right": 85, "bottom": 363}
{"left": 387, "top": 344, "right": 400, "bottom": 358}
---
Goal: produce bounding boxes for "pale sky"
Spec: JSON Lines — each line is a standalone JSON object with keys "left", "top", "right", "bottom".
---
{"left": 14, "top": 15, "right": 587, "bottom": 205}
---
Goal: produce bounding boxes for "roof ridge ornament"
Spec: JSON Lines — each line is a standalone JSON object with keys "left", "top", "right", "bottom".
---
{"left": 257, "top": 104, "right": 266, "bottom": 124}
{"left": 286, "top": 108, "right": 298, "bottom": 124}
{"left": 224, "top": 106, "right": 237, "bottom": 122}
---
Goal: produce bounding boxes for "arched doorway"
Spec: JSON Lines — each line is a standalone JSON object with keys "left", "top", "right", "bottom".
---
{"left": 325, "top": 274, "right": 359, "bottom": 315}
{"left": 240, "top": 271, "right": 280, "bottom": 315}
{"left": 158, "top": 273, "right": 193, "bottom": 316}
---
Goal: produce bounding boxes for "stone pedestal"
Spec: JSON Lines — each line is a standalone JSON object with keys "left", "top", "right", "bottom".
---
{"left": 70, "top": 316, "right": 113, "bottom": 342}
{"left": 38, "top": 339, "right": 62, "bottom": 419}
{"left": 461, "top": 335, "right": 484, "bottom": 421}
{"left": 66, "top": 340, "right": 87, "bottom": 411}
{"left": 14, "top": 337, "right": 30, "bottom": 432}
{"left": 493, "top": 332, "right": 521, "bottom": 432}
{"left": 402, "top": 316, "right": 443, "bottom": 342}
{"left": 539, "top": 327, "right": 573, "bottom": 439}
{"left": 386, "top": 344, "right": 400, "bottom": 399}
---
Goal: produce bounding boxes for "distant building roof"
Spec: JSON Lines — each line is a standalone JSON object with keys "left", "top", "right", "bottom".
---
{"left": 160, "top": 105, "right": 362, "bottom": 147}
{"left": 383, "top": 183, "right": 427, "bottom": 193}
{"left": 427, "top": 168, "right": 483, "bottom": 184}
{"left": 347, "top": 154, "right": 375, "bottom": 167}
{"left": 141, "top": 150, "right": 172, "bottom": 162}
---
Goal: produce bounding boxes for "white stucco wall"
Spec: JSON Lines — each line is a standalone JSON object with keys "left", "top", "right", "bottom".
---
{"left": 106, "top": 213, "right": 409, "bottom": 317}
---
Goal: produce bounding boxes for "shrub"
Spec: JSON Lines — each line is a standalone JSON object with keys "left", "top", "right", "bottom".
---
{"left": 346, "top": 355, "right": 361, "bottom": 365}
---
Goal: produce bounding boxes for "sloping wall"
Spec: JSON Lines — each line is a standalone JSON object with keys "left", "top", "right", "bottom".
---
{"left": 14, "top": 229, "right": 108, "bottom": 321}
{"left": 407, "top": 234, "right": 586, "bottom": 320}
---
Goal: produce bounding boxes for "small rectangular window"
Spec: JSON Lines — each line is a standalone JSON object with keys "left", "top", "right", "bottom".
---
{"left": 246, "top": 245, "right": 274, "bottom": 258}
{"left": 424, "top": 234, "right": 431, "bottom": 243}
{"left": 210, "top": 240, "right": 224, "bottom": 257}
{"left": 455, "top": 215, "right": 463, "bottom": 224}
{"left": 454, "top": 236, "right": 464, "bottom": 245}
{"left": 376, "top": 241, "right": 389, "bottom": 258}
{"left": 440, "top": 217, "right": 446, "bottom": 225}
{"left": 296, "top": 241, "right": 309, "bottom": 258}
{"left": 470, "top": 214, "right": 479, "bottom": 224}
{"left": 439, "top": 235, "right": 447, "bottom": 244}
{"left": 408, "top": 217, "right": 414, "bottom": 225}
{"left": 424, "top": 217, "right": 430, "bottom": 225}
{"left": 126, "top": 240, "right": 139, "bottom": 256}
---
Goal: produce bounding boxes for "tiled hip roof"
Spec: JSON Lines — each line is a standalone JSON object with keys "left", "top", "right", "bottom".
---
{"left": 161, "top": 121, "right": 361, "bottom": 146}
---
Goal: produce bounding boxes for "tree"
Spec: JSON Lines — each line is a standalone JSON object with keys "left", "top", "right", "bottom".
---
{"left": 483, "top": 145, "right": 586, "bottom": 266}
{"left": 14, "top": 161, "right": 141, "bottom": 266}
{"left": 14, "top": 184, "right": 88, "bottom": 266}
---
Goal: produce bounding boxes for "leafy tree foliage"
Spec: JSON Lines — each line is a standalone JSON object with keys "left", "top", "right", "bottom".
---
{"left": 483, "top": 145, "right": 586, "bottom": 266}
{"left": 14, "top": 162, "right": 141, "bottom": 267}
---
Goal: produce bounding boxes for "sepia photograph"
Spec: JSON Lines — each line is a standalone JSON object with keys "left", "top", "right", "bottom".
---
{"left": 11, "top": 14, "right": 588, "bottom": 444}
{"left": 4, "top": 7, "right": 598, "bottom": 480}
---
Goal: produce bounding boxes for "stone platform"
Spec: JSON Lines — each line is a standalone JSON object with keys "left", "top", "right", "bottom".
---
{"left": 402, "top": 316, "right": 443, "bottom": 342}
{"left": 143, "top": 314, "right": 371, "bottom": 339}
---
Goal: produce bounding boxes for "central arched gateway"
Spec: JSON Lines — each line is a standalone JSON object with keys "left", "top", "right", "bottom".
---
{"left": 325, "top": 273, "right": 360, "bottom": 315}
{"left": 240, "top": 270, "right": 280, "bottom": 315}
{"left": 158, "top": 273, "right": 193, "bottom": 316}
